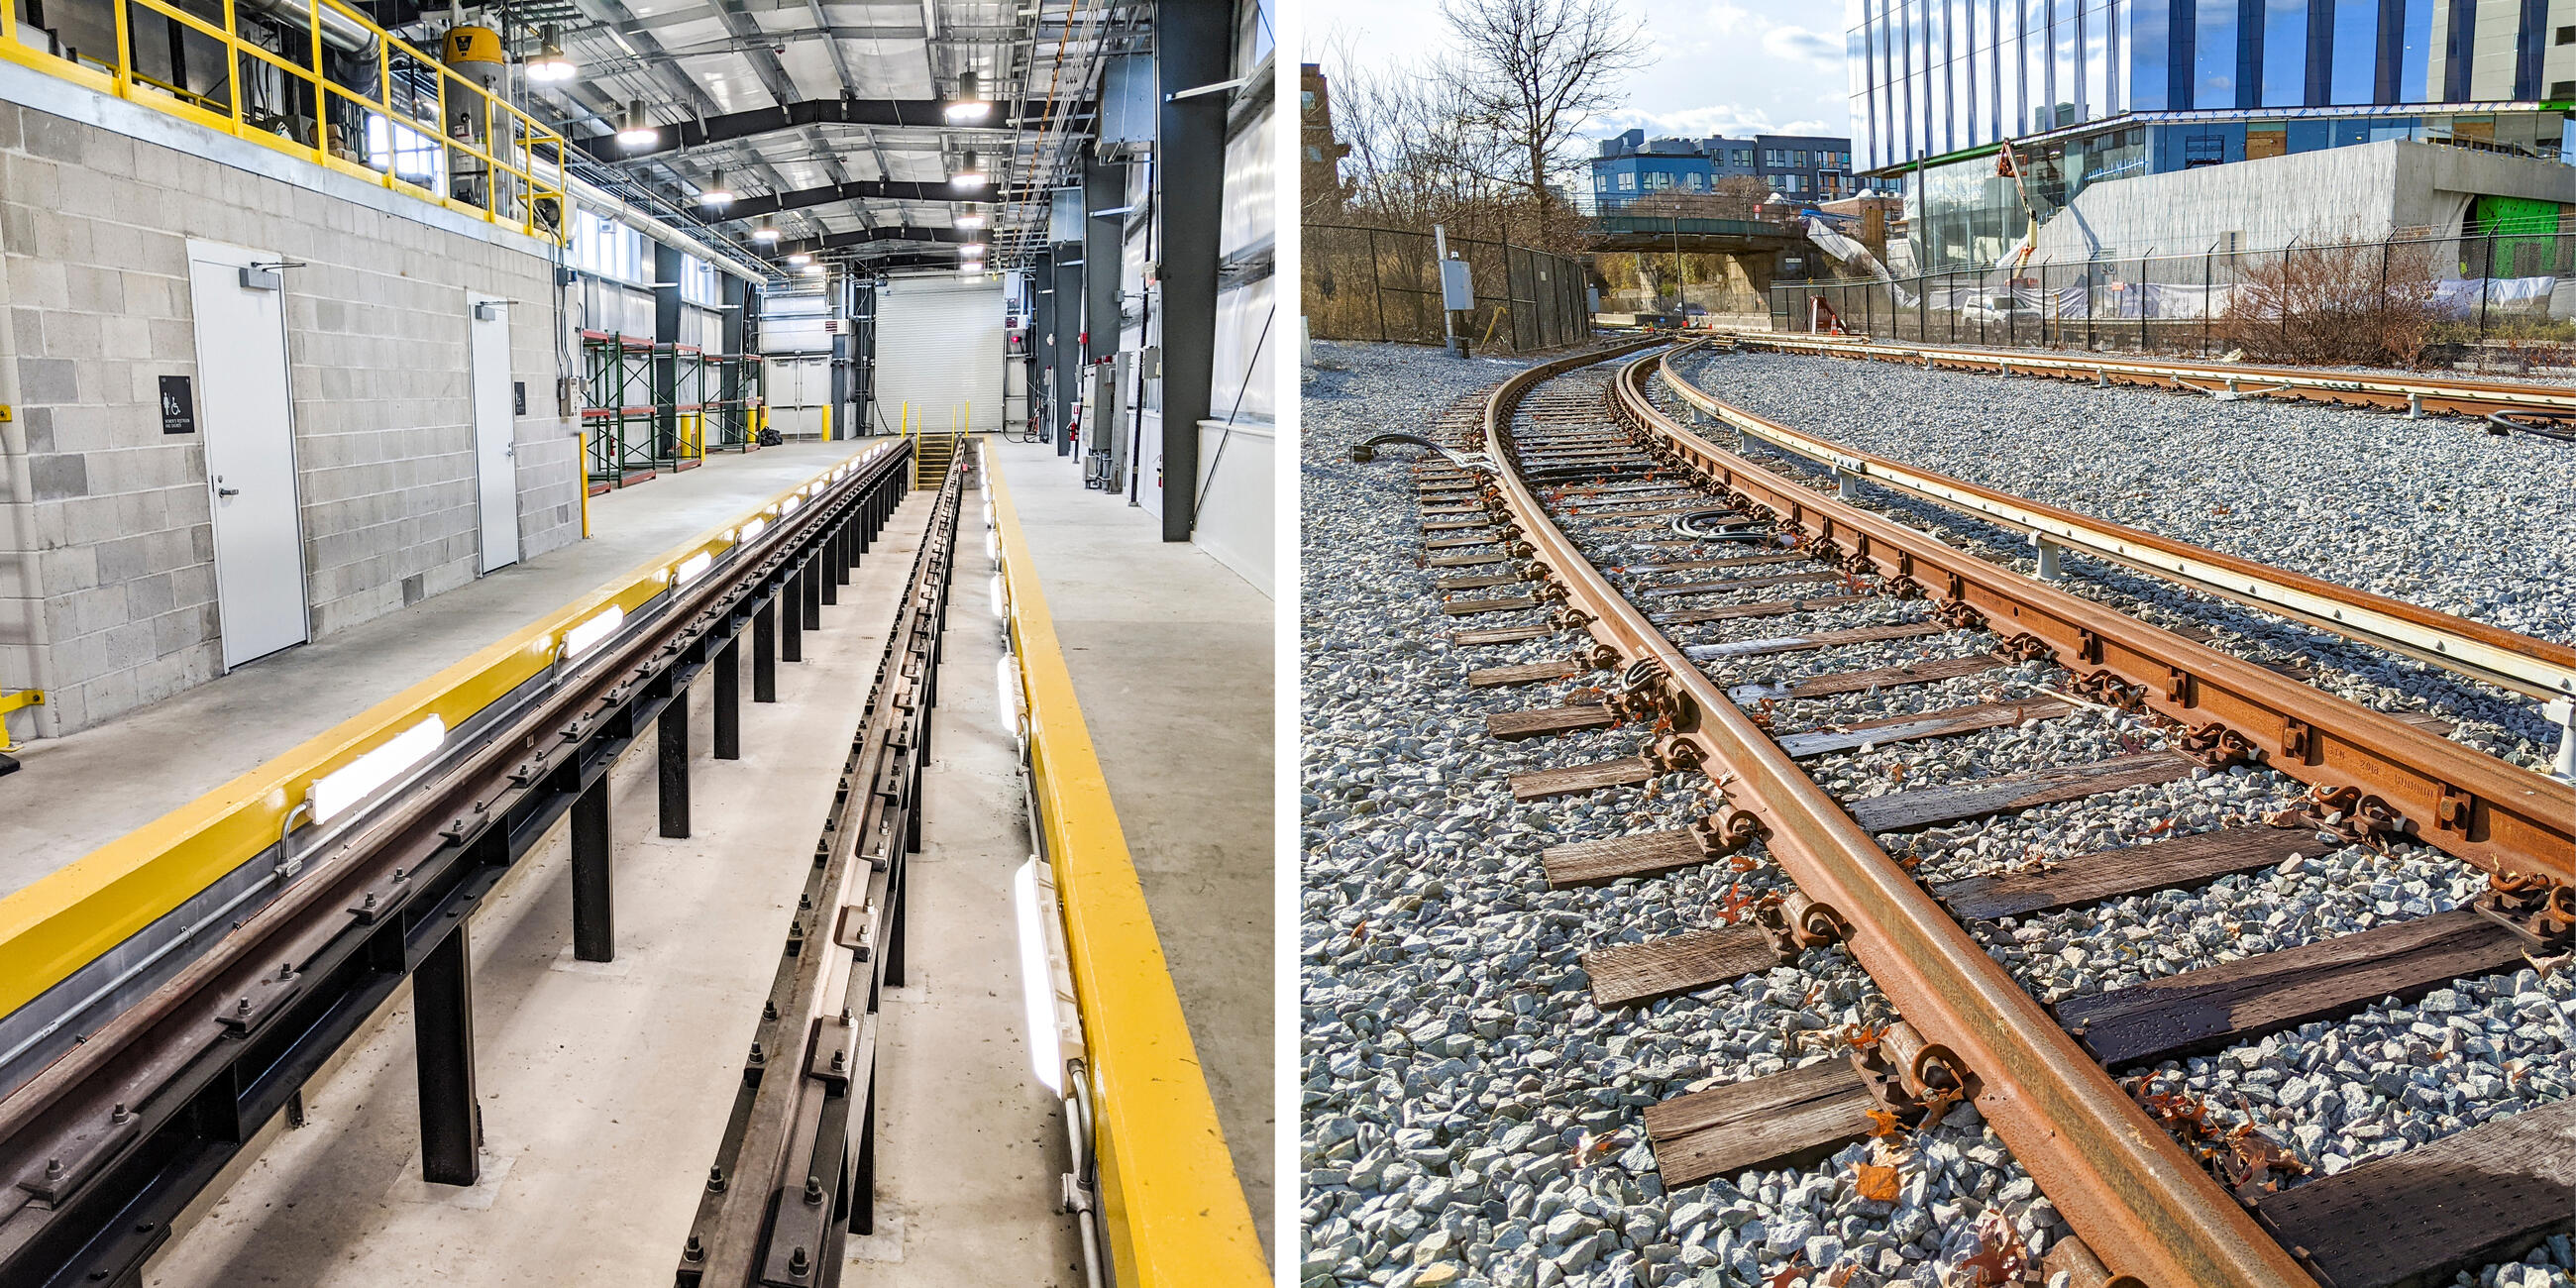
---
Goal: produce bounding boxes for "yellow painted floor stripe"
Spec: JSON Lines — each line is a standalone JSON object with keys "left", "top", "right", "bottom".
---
{"left": 0, "top": 444, "right": 900, "bottom": 1024}
{"left": 984, "top": 444, "right": 1267, "bottom": 1287}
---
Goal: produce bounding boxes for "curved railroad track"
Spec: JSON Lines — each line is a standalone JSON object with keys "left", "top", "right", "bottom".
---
{"left": 1359, "top": 341, "right": 2575, "bottom": 1288}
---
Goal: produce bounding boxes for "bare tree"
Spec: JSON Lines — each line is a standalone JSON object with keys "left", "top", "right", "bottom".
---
{"left": 1315, "top": 32, "right": 1520, "bottom": 233}
{"left": 1440, "top": 0, "right": 1650, "bottom": 236}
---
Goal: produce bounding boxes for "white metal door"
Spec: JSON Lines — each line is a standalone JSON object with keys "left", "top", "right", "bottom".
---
{"left": 187, "top": 241, "right": 309, "bottom": 670}
{"left": 876, "top": 279, "right": 1006, "bottom": 435}
{"left": 469, "top": 297, "right": 519, "bottom": 573}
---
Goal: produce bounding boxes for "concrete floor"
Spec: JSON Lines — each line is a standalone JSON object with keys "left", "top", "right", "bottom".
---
{"left": 146, "top": 483, "right": 1087, "bottom": 1284}
{"left": 1, "top": 441, "right": 879, "bottom": 894}
{"left": 985, "top": 437, "right": 1277, "bottom": 1254}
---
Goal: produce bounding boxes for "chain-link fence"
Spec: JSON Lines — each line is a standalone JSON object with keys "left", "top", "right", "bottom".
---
{"left": 1770, "top": 231, "right": 2576, "bottom": 368}
{"left": 1304, "top": 224, "right": 1594, "bottom": 355}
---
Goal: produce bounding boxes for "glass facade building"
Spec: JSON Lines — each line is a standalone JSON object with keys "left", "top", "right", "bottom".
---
{"left": 1851, "top": 0, "right": 2576, "bottom": 268}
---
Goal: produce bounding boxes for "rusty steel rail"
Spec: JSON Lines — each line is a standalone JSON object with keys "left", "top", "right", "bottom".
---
{"left": 1655, "top": 344, "right": 2576, "bottom": 707}
{"left": 1723, "top": 330, "right": 2576, "bottom": 420}
{"left": 1611, "top": 348, "right": 2573, "bottom": 886}
{"left": 1475, "top": 343, "right": 2562, "bottom": 1287}
{"left": 1483, "top": 346, "right": 2312, "bottom": 1287}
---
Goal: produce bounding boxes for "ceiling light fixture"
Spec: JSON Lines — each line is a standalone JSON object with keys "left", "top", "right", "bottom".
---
{"left": 700, "top": 168, "right": 734, "bottom": 206}
{"left": 955, "top": 207, "right": 986, "bottom": 228}
{"left": 615, "top": 100, "right": 659, "bottom": 148}
{"left": 788, "top": 252, "right": 812, "bottom": 266}
{"left": 526, "top": 25, "right": 577, "bottom": 81}
{"left": 952, "top": 149, "right": 988, "bottom": 189}
{"left": 752, "top": 220, "right": 780, "bottom": 242}
{"left": 944, "top": 68, "right": 991, "bottom": 121}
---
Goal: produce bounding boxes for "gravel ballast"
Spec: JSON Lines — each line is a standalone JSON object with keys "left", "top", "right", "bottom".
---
{"left": 1666, "top": 349, "right": 2576, "bottom": 645}
{"left": 1302, "top": 340, "right": 2574, "bottom": 1288}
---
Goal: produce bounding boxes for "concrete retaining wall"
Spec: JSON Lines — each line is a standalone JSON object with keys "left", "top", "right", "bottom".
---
{"left": 0, "top": 96, "right": 577, "bottom": 737}
{"left": 2029, "top": 140, "right": 2576, "bottom": 264}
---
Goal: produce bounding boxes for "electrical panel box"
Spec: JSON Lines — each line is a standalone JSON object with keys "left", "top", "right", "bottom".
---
{"left": 1051, "top": 188, "right": 1086, "bottom": 244}
{"left": 1100, "top": 355, "right": 1130, "bottom": 487}
{"left": 1097, "top": 54, "right": 1156, "bottom": 158}
{"left": 1439, "top": 259, "right": 1474, "bottom": 311}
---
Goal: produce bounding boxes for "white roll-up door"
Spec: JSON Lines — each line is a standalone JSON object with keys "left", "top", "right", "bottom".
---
{"left": 873, "top": 278, "right": 1006, "bottom": 436}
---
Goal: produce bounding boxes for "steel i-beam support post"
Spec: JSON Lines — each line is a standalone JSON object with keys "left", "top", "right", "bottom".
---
{"left": 714, "top": 638, "right": 741, "bottom": 758}
{"left": 802, "top": 557, "right": 823, "bottom": 631}
{"left": 754, "top": 596, "right": 778, "bottom": 700}
{"left": 835, "top": 519, "right": 853, "bottom": 584}
{"left": 659, "top": 686, "right": 691, "bottom": 838}
{"left": 572, "top": 774, "right": 613, "bottom": 961}
{"left": 782, "top": 574, "right": 805, "bottom": 663}
{"left": 414, "top": 919, "right": 481, "bottom": 1186}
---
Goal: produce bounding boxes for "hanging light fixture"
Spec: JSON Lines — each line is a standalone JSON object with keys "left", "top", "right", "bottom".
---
{"left": 752, "top": 220, "right": 781, "bottom": 242}
{"left": 954, "top": 205, "right": 986, "bottom": 228}
{"left": 526, "top": 25, "right": 577, "bottom": 81}
{"left": 944, "top": 68, "right": 991, "bottom": 121}
{"left": 787, "top": 252, "right": 812, "bottom": 266}
{"left": 615, "top": 100, "right": 659, "bottom": 148}
{"left": 952, "top": 149, "right": 988, "bottom": 189}
{"left": 699, "top": 168, "right": 734, "bottom": 206}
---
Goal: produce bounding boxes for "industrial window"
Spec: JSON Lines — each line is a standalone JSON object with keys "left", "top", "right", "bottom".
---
{"left": 2555, "top": 79, "right": 2576, "bottom": 98}
{"left": 1596, "top": 172, "right": 1611, "bottom": 189}
{"left": 1617, "top": 171, "right": 1637, "bottom": 189}
{"left": 1305, "top": 144, "right": 1325, "bottom": 161}
{"left": 681, "top": 256, "right": 720, "bottom": 306}
{"left": 364, "top": 117, "right": 440, "bottom": 183}
{"left": 2559, "top": 25, "right": 2575, "bottom": 43}
{"left": 1302, "top": 90, "right": 1317, "bottom": 107}
{"left": 1685, "top": 172, "right": 1704, "bottom": 189}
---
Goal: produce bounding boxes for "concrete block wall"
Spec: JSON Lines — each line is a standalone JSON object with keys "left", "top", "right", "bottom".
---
{"left": 0, "top": 97, "right": 573, "bottom": 737}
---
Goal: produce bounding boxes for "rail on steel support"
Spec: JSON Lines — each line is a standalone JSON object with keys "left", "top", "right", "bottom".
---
{"left": 0, "top": 443, "right": 914, "bottom": 1288}
{"left": 1475, "top": 342, "right": 2492, "bottom": 1287}
{"left": 675, "top": 452, "right": 965, "bottom": 1287}
{"left": 987, "top": 446, "right": 1268, "bottom": 1286}
{"left": 1656, "top": 347, "right": 2576, "bottom": 782}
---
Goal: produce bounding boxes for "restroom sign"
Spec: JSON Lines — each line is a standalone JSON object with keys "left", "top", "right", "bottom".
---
{"left": 159, "top": 376, "right": 196, "bottom": 434}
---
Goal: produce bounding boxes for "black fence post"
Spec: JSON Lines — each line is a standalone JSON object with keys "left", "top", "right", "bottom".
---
{"left": 1367, "top": 227, "right": 1387, "bottom": 342}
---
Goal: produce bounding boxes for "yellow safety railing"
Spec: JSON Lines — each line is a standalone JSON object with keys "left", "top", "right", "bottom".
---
{"left": 0, "top": 0, "right": 568, "bottom": 242}
{"left": 986, "top": 448, "right": 1266, "bottom": 1287}
{"left": 0, "top": 443, "right": 901, "bottom": 1023}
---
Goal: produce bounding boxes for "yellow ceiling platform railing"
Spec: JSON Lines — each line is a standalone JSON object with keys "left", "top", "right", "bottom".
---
{"left": 986, "top": 445, "right": 1268, "bottom": 1287}
{"left": 0, "top": 0, "right": 568, "bottom": 243}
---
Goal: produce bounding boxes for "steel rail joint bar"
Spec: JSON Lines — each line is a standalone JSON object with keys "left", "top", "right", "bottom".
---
{"left": 0, "top": 441, "right": 915, "bottom": 1287}
{"left": 1620, "top": 352, "right": 2573, "bottom": 883}
{"left": 1732, "top": 331, "right": 2576, "bottom": 417}
{"left": 1484, "top": 344, "right": 2315, "bottom": 1288}
{"left": 1656, "top": 347, "right": 2576, "bottom": 703}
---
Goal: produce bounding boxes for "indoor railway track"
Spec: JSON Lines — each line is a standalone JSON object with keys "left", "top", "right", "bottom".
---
{"left": 0, "top": 442, "right": 941, "bottom": 1288}
{"left": 1373, "top": 343, "right": 2576, "bottom": 1288}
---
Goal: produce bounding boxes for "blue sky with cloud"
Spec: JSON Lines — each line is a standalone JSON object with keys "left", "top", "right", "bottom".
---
{"left": 1306, "top": 0, "right": 1854, "bottom": 144}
